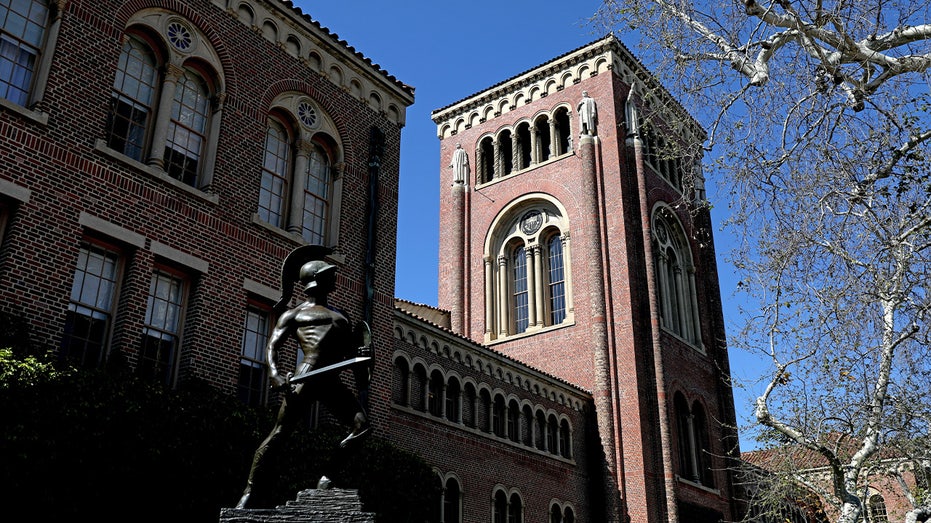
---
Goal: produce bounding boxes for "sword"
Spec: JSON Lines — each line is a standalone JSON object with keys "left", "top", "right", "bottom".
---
{"left": 289, "top": 356, "right": 372, "bottom": 384}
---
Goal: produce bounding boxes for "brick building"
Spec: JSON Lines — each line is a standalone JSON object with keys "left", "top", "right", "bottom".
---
{"left": 0, "top": 2, "right": 740, "bottom": 522}
{"left": 431, "top": 35, "right": 742, "bottom": 522}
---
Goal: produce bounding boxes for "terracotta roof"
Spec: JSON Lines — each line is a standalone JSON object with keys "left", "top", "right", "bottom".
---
{"left": 275, "top": 1, "right": 414, "bottom": 97}
{"left": 394, "top": 298, "right": 591, "bottom": 396}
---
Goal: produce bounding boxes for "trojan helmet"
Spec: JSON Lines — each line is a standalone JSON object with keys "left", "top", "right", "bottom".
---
{"left": 299, "top": 260, "right": 336, "bottom": 292}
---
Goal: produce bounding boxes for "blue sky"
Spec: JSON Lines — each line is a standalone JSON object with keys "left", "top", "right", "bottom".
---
{"left": 294, "top": 1, "right": 763, "bottom": 449}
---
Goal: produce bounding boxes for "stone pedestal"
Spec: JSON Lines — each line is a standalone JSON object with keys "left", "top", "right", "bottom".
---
{"left": 219, "top": 488, "right": 375, "bottom": 522}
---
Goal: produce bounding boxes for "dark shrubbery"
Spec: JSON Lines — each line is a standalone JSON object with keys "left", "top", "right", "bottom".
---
{"left": 0, "top": 321, "right": 438, "bottom": 521}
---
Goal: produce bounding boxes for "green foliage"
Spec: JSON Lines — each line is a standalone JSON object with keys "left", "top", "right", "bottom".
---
{"left": 0, "top": 350, "right": 437, "bottom": 522}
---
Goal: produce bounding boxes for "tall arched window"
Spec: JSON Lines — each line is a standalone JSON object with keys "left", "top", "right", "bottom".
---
{"left": 104, "top": 18, "right": 223, "bottom": 191}
{"left": 511, "top": 243, "right": 529, "bottom": 334}
{"left": 443, "top": 477, "right": 461, "bottom": 523}
{"left": 493, "top": 490, "right": 508, "bottom": 523}
{"left": 255, "top": 95, "right": 341, "bottom": 246}
{"left": 546, "top": 234, "right": 566, "bottom": 325}
{"left": 107, "top": 37, "right": 159, "bottom": 162}
{"left": 508, "top": 493, "right": 523, "bottom": 523}
{"left": 164, "top": 69, "right": 210, "bottom": 185}
{"left": 445, "top": 377, "right": 461, "bottom": 423}
{"left": 428, "top": 369, "right": 444, "bottom": 417}
{"left": 506, "top": 399, "right": 520, "bottom": 442}
{"left": 652, "top": 207, "right": 701, "bottom": 345}
{"left": 485, "top": 199, "right": 573, "bottom": 341}
{"left": 302, "top": 144, "right": 331, "bottom": 244}
{"left": 392, "top": 357, "right": 410, "bottom": 406}
{"left": 258, "top": 117, "right": 291, "bottom": 228}
{"left": 0, "top": 0, "right": 49, "bottom": 106}
{"left": 674, "top": 393, "right": 715, "bottom": 487}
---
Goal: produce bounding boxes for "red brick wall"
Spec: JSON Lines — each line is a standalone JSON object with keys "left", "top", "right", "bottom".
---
{"left": 0, "top": 0, "right": 402, "bottom": 418}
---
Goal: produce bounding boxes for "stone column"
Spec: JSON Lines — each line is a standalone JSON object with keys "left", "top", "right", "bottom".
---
{"left": 497, "top": 255, "right": 508, "bottom": 337}
{"left": 548, "top": 118, "right": 557, "bottom": 157}
{"left": 525, "top": 246, "right": 536, "bottom": 329}
{"left": 147, "top": 63, "right": 184, "bottom": 169}
{"left": 287, "top": 139, "right": 312, "bottom": 235}
{"left": 532, "top": 244, "right": 545, "bottom": 327}
{"left": 484, "top": 255, "right": 495, "bottom": 339}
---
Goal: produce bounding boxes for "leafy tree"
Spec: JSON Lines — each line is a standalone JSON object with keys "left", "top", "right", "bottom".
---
{"left": 596, "top": 0, "right": 931, "bottom": 521}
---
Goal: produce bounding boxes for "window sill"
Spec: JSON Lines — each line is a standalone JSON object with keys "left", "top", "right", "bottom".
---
{"left": 250, "top": 214, "right": 344, "bottom": 263}
{"left": 660, "top": 326, "right": 705, "bottom": 354}
{"left": 474, "top": 151, "right": 574, "bottom": 189}
{"left": 675, "top": 475, "right": 720, "bottom": 496}
{"left": 0, "top": 97, "right": 49, "bottom": 126}
{"left": 94, "top": 140, "right": 219, "bottom": 205}
{"left": 486, "top": 316, "right": 576, "bottom": 346}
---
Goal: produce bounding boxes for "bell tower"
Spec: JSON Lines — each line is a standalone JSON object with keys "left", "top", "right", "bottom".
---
{"left": 433, "top": 36, "right": 741, "bottom": 523}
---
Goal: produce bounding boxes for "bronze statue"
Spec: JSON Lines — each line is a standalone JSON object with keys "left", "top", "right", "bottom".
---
{"left": 236, "top": 246, "right": 371, "bottom": 509}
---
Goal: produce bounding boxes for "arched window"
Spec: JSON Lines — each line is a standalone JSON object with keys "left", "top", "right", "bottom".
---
{"left": 0, "top": 0, "right": 49, "bottom": 106}
{"left": 535, "top": 410, "right": 546, "bottom": 450}
{"left": 302, "top": 144, "right": 331, "bottom": 244}
{"left": 105, "top": 18, "right": 223, "bottom": 191}
{"left": 506, "top": 399, "right": 520, "bottom": 442}
{"left": 492, "top": 394, "right": 506, "bottom": 437}
{"left": 652, "top": 207, "right": 701, "bottom": 345}
{"left": 164, "top": 69, "right": 210, "bottom": 185}
{"left": 443, "top": 477, "right": 461, "bottom": 523}
{"left": 428, "top": 370, "right": 444, "bottom": 417}
{"left": 547, "top": 414, "right": 558, "bottom": 454}
{"left": 107, "top": 36, "right": 159, "bottom": 162}
{"left": 479, "top": 136, "right": 495, "bottom": 183}
{"left": 546, "top": 234, "right": 566, "bottom": 325}
{"left": 869, "top": 494, "right": 888, "bottom": 523}
{"left": 392, "top": 357, "right": 410, "bottom": 406}
{"left": 258, "top": 117, "right": 291, "bottom": 228}
{"left": 508, "top": 493, "right": 523, "bottom": 523}
{"left": 463, "top": 383, "right": 477, "bottom": 428}
{"left": 493, "top": 490, "right": 508, "bottom": 523}
{"left": 511, "top": 243, "right": 529, "bottom": 334}
{"left": 674, "top": 393, "right": 715, "bottom": 487}
{"left": 550, "top": 504, "right": 563, "bottom": 523}
{"left": 534, "top": 115, "right": 551, "bottom": 163}
{"left": 256, "top": 95, "right": 341, "bottom": 246}
{"left": 445, "top": 377, "right": 461, "bottom": 423}
{"left": 485, "top": 199, "right": 573, "bottom": 341}
{"left": 559, "top": 419, "right": 572, "bottom": 458}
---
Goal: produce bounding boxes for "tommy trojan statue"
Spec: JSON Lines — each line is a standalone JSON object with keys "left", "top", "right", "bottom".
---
{"left": 236, "top": 246, "right": 372, "bottom": 509}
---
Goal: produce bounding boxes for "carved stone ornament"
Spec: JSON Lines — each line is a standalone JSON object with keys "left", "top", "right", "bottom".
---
{"left": 519, "top": 210, "right": 543, "bottom": 235}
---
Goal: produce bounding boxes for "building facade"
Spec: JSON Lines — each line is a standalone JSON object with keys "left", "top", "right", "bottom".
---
{"left": 0, "top": 0, "right": 410, "bottom": 485}
{"left": 432, "top": 35, "right": 742, "bottom": 522}
{"left": 0, "top": 2, "right": 742, "bottom": 521}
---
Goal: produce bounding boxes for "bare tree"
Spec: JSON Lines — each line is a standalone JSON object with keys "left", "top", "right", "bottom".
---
{"left": 596, "top": 0, "right": 931, "bottom": 521}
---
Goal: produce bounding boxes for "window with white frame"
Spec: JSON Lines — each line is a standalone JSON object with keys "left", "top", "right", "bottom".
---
{"left": 493, "top": 490, "right": 522, "bottom": 523}
{"left": 104, "top": 15, "right": 223, "bottom": 190}
{"left": 238, "top": 305, "right": 270, "bottom": 407}
{"left": 139, "top": 269, "right": 186, "bottom": 385}
{"left": 485, "top": 199, "right": 572, "bottom": 341}
{"left": 61, "top": 242, "right": 122, "bottom": 368}
{"left": 0, "top": 0, "right": 49, "bottom": 106}
{"left": 256, "top": 95, "right": 339, "bottom": 246}
{"left": 652, "top": 206, "right": 701, "bottom": 346}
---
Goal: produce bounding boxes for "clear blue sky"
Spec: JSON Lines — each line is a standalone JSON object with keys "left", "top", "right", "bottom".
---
{"left": 294, "top": 1, "right": 763, "bottom": 450}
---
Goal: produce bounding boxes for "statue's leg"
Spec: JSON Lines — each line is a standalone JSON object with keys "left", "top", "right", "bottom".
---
{"left": 236, "top": 392, "right": 308, "bottom": 508}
